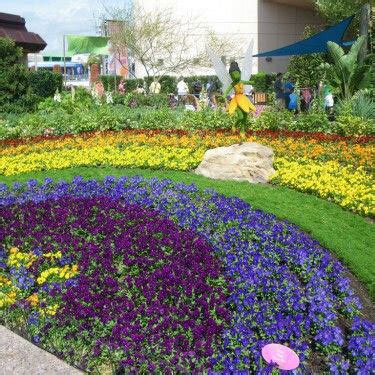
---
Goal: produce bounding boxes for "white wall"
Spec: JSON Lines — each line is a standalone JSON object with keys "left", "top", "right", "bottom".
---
{"left": 257, "top": 0, "right": 322, "bottom": 72}
{"left": 134, "top": 0, "right": 322, "bottom": 77}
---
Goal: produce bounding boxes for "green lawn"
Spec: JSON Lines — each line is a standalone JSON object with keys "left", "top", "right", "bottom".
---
{"left": 1, "top": 166, "right": 374, "bottom": 298}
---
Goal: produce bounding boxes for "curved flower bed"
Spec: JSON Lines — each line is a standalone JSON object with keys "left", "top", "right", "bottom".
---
{"left": 0, "top": 130, "right": 373, "bottom": 216}
{"left": 0, "top": 176, "right": 373, "bottom": 373}
{"left": 0, "top": 195, "right": 230, "bottom": 372}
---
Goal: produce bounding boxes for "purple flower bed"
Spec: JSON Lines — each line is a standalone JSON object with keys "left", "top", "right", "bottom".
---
{"left": 0, "top": 196, "right": 229, "bottom": 372}
{"left": 0, "top": 176, "right": 374, "bottom": 373}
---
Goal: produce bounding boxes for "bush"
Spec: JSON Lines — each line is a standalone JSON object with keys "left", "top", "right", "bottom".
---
{"left": 99, "top": 75, "right": 124, "bottom": 91}
{"left": 28, "top": 70, "right": 63, "bottom": 98}
{"left": 184, "top": 75, "right": 222, "bottom": 94}
{"left": 0, "top": 37, "right": 30, "bottom": 112}
{"left": 295, "top": 112, "right": 330, "bottom": 132}
{"left": 249, "top": 72, "right": 276, "bottom": 93}
{"left": 336, "top": 91, "right": 375, "bottom": 121}
{"left": 144, "top": 75, "right": 177, "bottom": 94}
{"left": 113, "top": 93, "right": 168, "bottom": 109}
{"left": 253, "top": 109, "right": 295, "bottom": 130}
{"left": 286, "top": 26, "right": 327, "bottom": 88}
{"left": 332, "top": 115, "right": 375, "bottom": 136}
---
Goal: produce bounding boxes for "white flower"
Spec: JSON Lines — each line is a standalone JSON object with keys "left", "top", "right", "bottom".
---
{"left": 105, "top": 91, "right": 113, "bottom": 104}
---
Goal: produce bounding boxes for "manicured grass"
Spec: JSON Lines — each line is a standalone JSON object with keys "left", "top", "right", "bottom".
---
{"left": 1, "top": 166, "right": 374, "bottom": 298}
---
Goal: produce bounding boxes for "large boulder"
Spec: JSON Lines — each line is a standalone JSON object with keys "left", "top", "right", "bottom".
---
{"left": 195, "top": 142, "right": 275, "bottom": 183}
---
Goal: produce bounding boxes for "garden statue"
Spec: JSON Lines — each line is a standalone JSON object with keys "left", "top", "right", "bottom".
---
{"left": 206, "top": 40, "right": 256, "bottom": 136}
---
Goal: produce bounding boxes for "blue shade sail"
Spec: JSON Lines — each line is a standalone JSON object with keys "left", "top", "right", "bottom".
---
{"left": 254, "top": 16, "right": 354, "bottom": 57}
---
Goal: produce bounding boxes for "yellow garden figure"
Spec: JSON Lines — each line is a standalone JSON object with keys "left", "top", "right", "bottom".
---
{"left": 224, "top": 61, "right": 256, "bottom": 135}
{"left": 206, "top": 40, "right": 256, "bottom": 137}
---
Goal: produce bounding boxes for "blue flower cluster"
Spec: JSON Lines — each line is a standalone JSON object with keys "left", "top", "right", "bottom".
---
{"left": 0, "top": 176, "right": 373, "bottom": 372}
{"left": 10, "top": 266, "right": 35, "bottom": 290}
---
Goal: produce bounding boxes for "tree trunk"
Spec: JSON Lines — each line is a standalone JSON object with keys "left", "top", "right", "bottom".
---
{"left": 359, "top": 3, "right": 371, "bottom": 65}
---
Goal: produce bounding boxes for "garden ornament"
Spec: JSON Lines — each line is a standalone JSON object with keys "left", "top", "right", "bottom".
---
{"left": 206, "top": 40, "right": 256, "bottom": 136}
{"left": 261, "top": 343, "right": 300, "bottom": 371}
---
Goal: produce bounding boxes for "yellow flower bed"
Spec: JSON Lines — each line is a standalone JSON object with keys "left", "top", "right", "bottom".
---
{"left": 272, "top": 157, "right": 375, "bottom": 216}
{"left": 1, "top": 131, "right": 373, "bottom": 169}
{"left": 0, "top": 130, "right": 373, "bottom": 216}
{"left": 0, "top": 144, "right": 205, "bottom": 176}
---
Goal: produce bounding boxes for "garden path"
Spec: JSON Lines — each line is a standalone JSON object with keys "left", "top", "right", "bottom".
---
{"left": 0, "top": 325, "right": 82, "bottom": 375}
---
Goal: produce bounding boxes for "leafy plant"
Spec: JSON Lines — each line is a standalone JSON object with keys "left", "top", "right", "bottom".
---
{"left": 28, "top": 70, "right": 63, "bottom": 99}
{"left": 0, "top": 37, "right": 30, "bottom": 112}
{"left": 287, "top": 26, "right": 327, "bottom": 88}
{"left": 336, "top": 90, "right": 375, "bottom": 120}
{"left": 324, "top": 36, "right": 372, "bottom": 98}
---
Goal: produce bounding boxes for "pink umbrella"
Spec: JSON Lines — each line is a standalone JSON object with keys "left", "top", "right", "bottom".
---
{"left": 262, "top": 344, "right": 300, "bottom": 371}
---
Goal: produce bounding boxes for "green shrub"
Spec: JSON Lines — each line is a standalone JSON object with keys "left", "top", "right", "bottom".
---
{"left": 254, "top": 109, "right": 295, "bottom": 130}
{"left": 184, "top": 75, "right": 222, "bottom": 94}
{"left": 0, "top": 37, "right": 30, "bottom": 112}
{"left": 144, "top": 76, "right": 176, "bottom": 94}
{"left": 250, "top": 72, "right": 276, "bottom": 93}
{"left": 100, "top": 75, "right": 123, "bottom": 91}
{"left": 295, "top": 112, "right": 330, "bottom": 132}
{"left": 337, "top": 91, "right": 375, "bottom": 120}
{"left": 332, "top": 115, "right": 375, "bottom": 136}
{"left": 28, "top": 70, "right": 63, "bottom": 98}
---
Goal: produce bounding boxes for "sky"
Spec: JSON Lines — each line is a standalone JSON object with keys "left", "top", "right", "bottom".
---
{"left": 0, "top": 0, "right": 131, "bottom": 54}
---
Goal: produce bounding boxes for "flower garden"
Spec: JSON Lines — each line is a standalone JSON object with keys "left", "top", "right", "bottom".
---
{"left": 0, "top": 175, "right": 374, "bottom": 373}
{"left": 0, "top": 119, "right": 374, "bottom": 373}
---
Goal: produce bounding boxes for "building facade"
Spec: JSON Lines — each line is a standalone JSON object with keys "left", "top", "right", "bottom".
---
{"left": 134, "top": 0, "right": 322, "bottom": 77}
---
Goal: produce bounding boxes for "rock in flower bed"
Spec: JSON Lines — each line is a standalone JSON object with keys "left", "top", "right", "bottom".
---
{"left": 0, "top": 176, "right": 374, "bottom": 373}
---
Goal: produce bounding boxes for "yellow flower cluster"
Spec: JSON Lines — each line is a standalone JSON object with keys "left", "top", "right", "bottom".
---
{"left": 26, "top": 293, "right": 39, "bottom": 306}
{"left": 0, "top": 145, "right": 205, "bottom": 176}
{"left": 0, "top": 275, "right": 18, "bottom": 308}
{"left": 272, "top": 158, "right": 375, "bottom": 216}
{"left": 36, "top": 264, "right": 79, "bottom": 285}
{"left": 7, "top": 247, "right": 36, "bottom": 268}
{"left": 44, "top": 251, "right": 62, "bottom": 260}
{"left": 39, "top": 303, "right": 59, "bottom": 316}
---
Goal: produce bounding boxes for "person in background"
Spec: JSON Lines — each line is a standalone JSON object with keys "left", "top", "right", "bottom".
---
{"left": 324, "top": 84, "right": 334, "bottom": 119}
{"left": 192, "top": 80, "right": 202, "bottom": 99}
{"left": 284, "top": 77, "right": 294, "bottom": 109}
{"left": 207, "top": 79, "right": 218, "bottom": 108}
{"left": 288, "top": 87, "right": 298, "bottom": 114}
{"left": 118, "top": 80, "right": 126, "bottom": 94}
{"left": 177, "top": 77, "right": 189, "bottom": 105}
{"left": 149, "top": 78, "right": 161, "bottom": 94}
{"left": 274, "top": 73, "right": 284, "bottom": 109}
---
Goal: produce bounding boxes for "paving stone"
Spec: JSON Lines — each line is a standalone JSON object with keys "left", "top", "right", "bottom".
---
{"left": 0, "top": 325, "right": 83, "bottom": 375}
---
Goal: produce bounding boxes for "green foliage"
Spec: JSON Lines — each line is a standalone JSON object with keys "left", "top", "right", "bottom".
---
{"left": 332, "top": 115, "right": 375, "bottom": 136}
{"left": 253, "top": 109, "right": 295, "bottom": 130}
{"left": 0, "top": 37, "right": 30, "bottom": 112}
{"left": 99, "top": 75, "right": 125, "bottom": 91}
{"left": 337, "top": 90, "right": 375, "bottom": 120}
{"left": 287, "top": 26, "right": 327, "bottom": 87}
{"left": 28, "top": 70, "right": 63, "bottom": 98}
{"left": 1, "top": 90, "right": 374, "bottom": 139}
{"left": 324, "top": 36, "right": 372, "bottom": 98}
{"left": 315, "top": 0, "right": 368, "bottom": 24}
{"left": 184, "top": 75, "right": 222, "bottom": 93}
{"left": 249, "top": 71, "right": 276, "bottom": 92}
